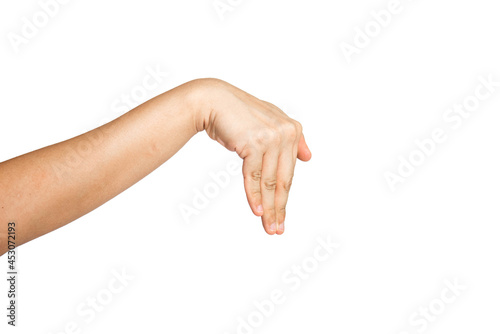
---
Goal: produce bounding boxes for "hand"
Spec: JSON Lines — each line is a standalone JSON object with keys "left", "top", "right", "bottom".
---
{"left": 191, "top": 79, "right": 312, "bottom": 235}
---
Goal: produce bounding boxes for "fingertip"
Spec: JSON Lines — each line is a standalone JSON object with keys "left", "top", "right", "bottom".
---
{"left": 263, "top": 220, "right": 277, "bottom": 235}
{"left": 276, "top": 223, "right": 285, "bottom": 235}
{"left": 298, "top": 148, "right": 312, "bottom": 161}
{"left": 254, "top": 204, "right": 264, "bottom": 216}
{"left": 306, "top": 149, "right": 312, "bottom": 161}
{"left": 269, "top": 223, "right": 277, "bottom": 234}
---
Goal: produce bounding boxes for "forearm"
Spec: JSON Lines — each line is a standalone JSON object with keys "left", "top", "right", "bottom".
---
{"left": 0, "top": 77, "right": 310, "bottom": 253}
{"left": 0, "top": 80, "right": 203, "bottom": 255}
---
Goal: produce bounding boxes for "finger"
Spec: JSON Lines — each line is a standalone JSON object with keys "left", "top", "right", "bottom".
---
{"left": 242, "top": 154, "right": 264, "bottom": 216}
{"left": 274, "top": 151, "right": 296, "bottom": 235}
{"left": 297, "top": 134, "right": 312, "bottom": 161}
{"left": 261, "top": 148, "right": 280, "bottom": 235}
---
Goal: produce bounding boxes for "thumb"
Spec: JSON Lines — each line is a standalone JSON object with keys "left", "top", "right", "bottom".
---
{"left": 297, "top": 134, "right": 312, "bottom": 161}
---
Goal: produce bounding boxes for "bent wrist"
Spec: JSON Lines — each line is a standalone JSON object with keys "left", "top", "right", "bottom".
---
{"left": 184, "top": 78, "right": 225, "bottom": 133}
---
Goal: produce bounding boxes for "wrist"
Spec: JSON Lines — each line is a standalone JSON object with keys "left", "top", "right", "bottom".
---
{"left": 184, "top": 78, "right": 223, "bottom": 133}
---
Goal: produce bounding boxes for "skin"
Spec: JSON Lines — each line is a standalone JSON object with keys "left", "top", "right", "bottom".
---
{"left": 0, "top": 78, "right": 311, "bottom": 256}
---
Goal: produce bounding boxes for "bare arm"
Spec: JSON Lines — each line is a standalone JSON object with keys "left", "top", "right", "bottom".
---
{"left": 0, "top": 78, "right": 311, "bottom": 256}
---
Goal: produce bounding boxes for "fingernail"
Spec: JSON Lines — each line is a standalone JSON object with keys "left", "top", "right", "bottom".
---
{"left": 257, "top": 205, "right": 263, "bottom": 213}
{"left": 270, "top": 223, "right": 276, "bottom": 233}
{"left": 278, "top": 223, "right": 284, "bottom": 233}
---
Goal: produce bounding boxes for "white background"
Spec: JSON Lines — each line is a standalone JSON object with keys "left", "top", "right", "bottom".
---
{"left": 1, "top": 0, "right": 500, "bottom": 333}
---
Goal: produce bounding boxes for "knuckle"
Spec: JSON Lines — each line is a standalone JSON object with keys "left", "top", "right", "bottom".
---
{"left": 239, "top": 144, "right": 260, "bottom": 159}
{"left": 267, "top": 130, "right": 281, "bottom": 145}
{"left": 255, "top": 131, "right": 267, "bottom": 144}
{"left": 263, "top": 178, "right": 277, "bottom": 190}
{"left": 238, "top": 146, "right": 251, "bottom": 159}
{"left": 250, "top": 188, "right": 261, "bottom": 197}
{"left": 255, "top": 129, "right": 275, "bottom": 145}
{"left": 294, "top": 120, "right": 303, "bottom": 134}
{"left": 280, "top": 122, "right": 297, "bottom": 139}
{"left": 247, "top": 170, "right": 262, "bottom": 182}
{"left": 281, "top": 178, "right": 293, "bottom": 192}
{"left": 262, "top": 128, "right": 281, "bottom": 144}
